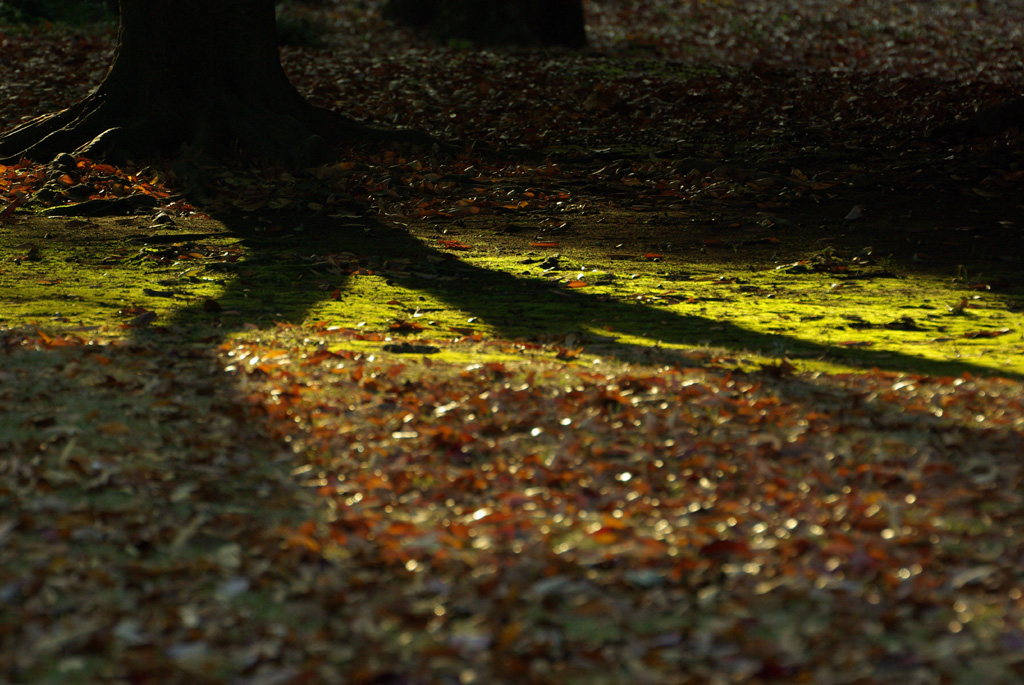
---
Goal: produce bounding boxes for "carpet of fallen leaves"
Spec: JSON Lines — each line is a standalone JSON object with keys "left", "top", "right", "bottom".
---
{"left": 231, "top": 331, "right": 1024, "bottom": 683}
{"left": 3, "top": 1, "right": 1024, "bottom": 683}
{"left": 5, "top": 324, "right": 1024, "bottom": 683}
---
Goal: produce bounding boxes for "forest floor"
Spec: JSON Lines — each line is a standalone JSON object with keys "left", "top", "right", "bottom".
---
{"left": 2, "top": 1, "right": 1024, "bottom": 683}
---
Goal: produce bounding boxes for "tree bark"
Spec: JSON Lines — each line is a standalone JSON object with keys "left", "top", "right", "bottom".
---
{"left": 0, "top": 0, "right": 389, "bottom": 165}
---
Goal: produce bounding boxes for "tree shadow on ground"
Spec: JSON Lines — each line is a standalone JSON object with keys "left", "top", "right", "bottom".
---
{"left": 5, "top": 206, "right": 1021, "bottom": 682}
{"left": 94, "top": 207, "right": 1023, "bottom": 682}
{"left": 0, "top": 324, "right": 321, "bottom": 682}
{"left": 160, "top": 210, "right": 1022, "bottom": 383}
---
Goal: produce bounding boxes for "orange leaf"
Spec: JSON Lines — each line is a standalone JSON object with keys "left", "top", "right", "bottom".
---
{"left": 700, "top": 539, "right": 751, "bottom": 558}
{"left": 283, "top": 534, "right": 321, "bottom": 553}
{"left": 390, "top": 320, "right": 424, "bottom": 332}
{"left": 556, "top": 347, "right": 583, "bottom": 360}
{"left": 590, "top": 529, "right": 620, "bottom": 545}
{"left": 497, "top": 622, "right": 523, "bottom": 649}
{"left": 531, "top": 241, "right": 559, "bottom": 248}
{"left": 304, "top": 352, "right": 336, "bottom": 365}
{"left": 438, "top": 238, "right": 472, "bottom": 250}
{"left": 963, "top": 329, "right": 1011, "bottom": 339}
{"left": 0, "top": 199, "right": 21, "bottom": 222}
{"left": 98, "top": 421, "right": 131, "bottom": 435}
{"left": 600, "top": 514, "right": 630, "bottom": 530}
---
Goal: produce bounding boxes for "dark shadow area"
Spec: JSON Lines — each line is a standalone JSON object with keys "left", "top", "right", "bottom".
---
{"left": 149, "top": 208, "right": 1023, "bottom": 382}
{"left": 0, "top": 326, "right": 319, "bottom": 682}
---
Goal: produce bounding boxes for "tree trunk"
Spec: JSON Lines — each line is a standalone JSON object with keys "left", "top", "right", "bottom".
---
{"left": 0, "top": 0, "right": 383, "bottom": 165}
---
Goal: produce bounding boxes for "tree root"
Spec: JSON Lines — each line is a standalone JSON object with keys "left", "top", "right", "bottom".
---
{"left": 0, "top": 102, "right": 90, "bottom": 161}
{"left": 0, "top": 93, "right": 444, "bottom": 168}
{"left": 43, "top": 193, "right": 160, "bottom": 217}
{"left": 0, "top": 95, "right": 148, "bottom": 165}
{"left": 931, "top": 97, "right": 1024, "bottom": 141}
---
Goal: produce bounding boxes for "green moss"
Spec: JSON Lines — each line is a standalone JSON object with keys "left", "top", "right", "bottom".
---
{"left": 0, "top": 218, "right": 234, "bottom": 332}
{"left": 3, "top": 213, "right": 1022, "bottom": 379}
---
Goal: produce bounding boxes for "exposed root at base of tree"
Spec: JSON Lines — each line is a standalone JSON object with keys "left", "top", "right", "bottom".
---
{"left": 931, "top": 96, "right": 1024, "bottom": 141}
{"left": 0, "top": 92, "right": 442, "bottom": 168}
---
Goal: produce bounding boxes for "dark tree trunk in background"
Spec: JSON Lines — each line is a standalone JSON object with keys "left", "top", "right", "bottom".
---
{"left": 0, "top": 0, "right": 372, "bottom": 165}
{"left": 384, "top": 0, "right": 586, "bottom": 49}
